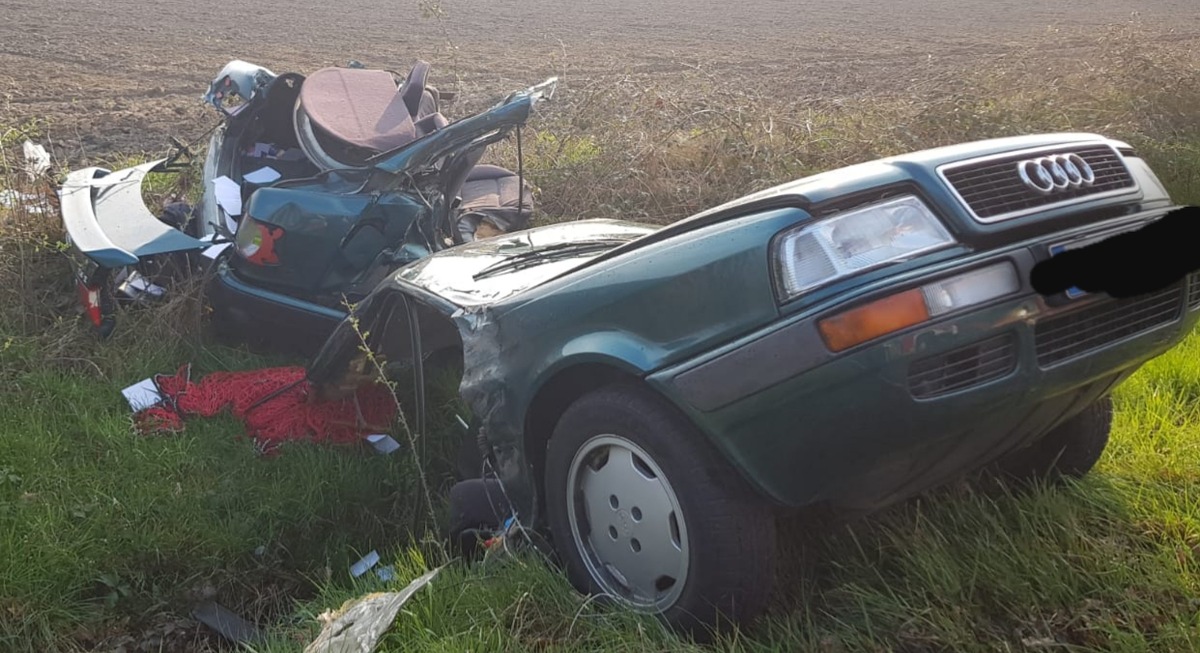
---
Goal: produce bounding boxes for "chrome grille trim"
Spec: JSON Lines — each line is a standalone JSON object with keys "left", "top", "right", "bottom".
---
{"left": 937, "top": 141, "right": 1140, "bottom": 224}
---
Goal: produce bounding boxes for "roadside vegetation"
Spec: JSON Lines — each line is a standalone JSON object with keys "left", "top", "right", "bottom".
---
{"left": 1, "top": 22, "right": 1197, "bottom": 652}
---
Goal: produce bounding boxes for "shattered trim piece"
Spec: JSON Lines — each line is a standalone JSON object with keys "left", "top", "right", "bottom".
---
{"left": 191, "top": 601, "right": 264, "bottom": 645}
{"left": 304, "top": 566, "right": 442, "bottom": 653}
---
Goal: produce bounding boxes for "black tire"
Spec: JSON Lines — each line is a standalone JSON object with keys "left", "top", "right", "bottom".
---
{"left": 447, "top": 478, "right": 508, "bottom": 559}
{"left": 992, "top": 395, "right": 1113, "bottom": 483}
{"left": 543, "top": 383, "right": 776, "bottom": 639}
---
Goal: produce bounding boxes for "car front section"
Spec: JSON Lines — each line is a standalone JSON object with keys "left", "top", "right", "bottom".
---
{"left": 310, "top": 132, "right": 1195, "bottom": 638}
{"left": 641, "top": 135, "right": 1190, "bottom": 513}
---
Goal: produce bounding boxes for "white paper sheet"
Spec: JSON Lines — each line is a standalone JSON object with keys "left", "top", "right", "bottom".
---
{"left": 198, "top": 232, "right": 232, "bottom": 259}
{"left": 366, "top": 434, "right": 402, "bottom": 455}
{"left": 0, "top": 189, "right": 46, "bottom": 213}
{"left": 243, "top": 166, "right": 281, "bottom": 184}
{"left": 22, "top": 140, "right": 51, "bottom": 179}
{"left": 349, "top": 550, "right": 381, "bottom": 578}
{"left": 119, "top": 271, "right": 166, "bottom": 299}
{"left": 203, "top": 243, "right": 232, "bottom": 259}
{"left": 212, "top": 175, "right": 242, "bottom": 217}
{"left": 121, "top": 378, "right": 163, "bottom": 412}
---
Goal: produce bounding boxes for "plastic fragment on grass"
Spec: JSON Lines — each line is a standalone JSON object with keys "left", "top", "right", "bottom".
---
{"left": 121, "top": 378, "right": 163, "bottom": 412}
{"left": 350, "top": 550, "right": 381, "bottom": 578}
{"left": 365, "top": 433, "right": 401, "bottom": 455}
{"left": 482, "top": 514, "right": 523, "bottom": 558}
{"left": 192, "top": 601, "right": 263, "bottom": 644}
{"left": 304, "top": 567, "right": 441, "bottom": 653}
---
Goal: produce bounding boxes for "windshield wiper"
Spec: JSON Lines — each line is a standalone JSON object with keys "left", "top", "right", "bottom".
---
{"left": 472, "top": 239, "right": 629, "bottom": 281}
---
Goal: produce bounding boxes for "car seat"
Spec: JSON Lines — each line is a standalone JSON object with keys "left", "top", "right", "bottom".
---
{"left": 293, "top": 61, "right": 533, "bottom": 239}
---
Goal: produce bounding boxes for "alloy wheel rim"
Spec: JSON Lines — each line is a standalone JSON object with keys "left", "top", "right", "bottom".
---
{"left": 565, "top": 434, "right": 689, "bottom": 612}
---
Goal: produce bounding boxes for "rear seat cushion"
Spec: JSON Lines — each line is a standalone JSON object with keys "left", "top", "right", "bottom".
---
{"left": 460, "top": 165, "right": 532, "bottom": 213}
{"left": 298, "top": 67, "right": 417, "bottom": 152}
{"left": 455, "top": 165, "right": 535, "bottom": 241}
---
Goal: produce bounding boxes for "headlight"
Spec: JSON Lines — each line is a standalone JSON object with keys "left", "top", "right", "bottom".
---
{"left": 773, "top": 195, "right": 955, "bottom": 301}
{"left": 818, "top": 260, "right": 1021, "bottom": 352}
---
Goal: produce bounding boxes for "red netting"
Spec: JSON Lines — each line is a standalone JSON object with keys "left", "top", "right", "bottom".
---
{"left": 134, "top": 364, "right": 397, "bottom": 455}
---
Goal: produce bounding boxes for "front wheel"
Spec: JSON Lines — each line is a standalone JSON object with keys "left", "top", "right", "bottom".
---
{"left": 543, "top": 384, "right": 776, "bottom": 639}
{"left": 991, "top": 395, "right": 1113, "bottom": 483}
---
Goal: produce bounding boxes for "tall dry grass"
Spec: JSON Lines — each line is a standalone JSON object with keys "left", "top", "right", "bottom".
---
{"left": 483, "top": 23, "right": 1200, "bottom": 224}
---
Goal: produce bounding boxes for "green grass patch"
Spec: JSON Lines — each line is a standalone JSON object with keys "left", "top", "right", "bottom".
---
{"left": 0, "top": 345, "right": 431, "bottom": 650}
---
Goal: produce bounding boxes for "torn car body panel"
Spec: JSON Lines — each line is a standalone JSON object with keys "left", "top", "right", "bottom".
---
{"left": 60, "top": 160, "right": 208, "bottom": 268}
{"left": 203, "top": 60, "right": 278, "bottom": 117}
{"left": 59, "top": 58, "right": 555, "bottom": 344}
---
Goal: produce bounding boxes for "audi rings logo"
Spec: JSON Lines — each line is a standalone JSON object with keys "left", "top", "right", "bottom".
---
{"left": 1016, "top": 153, "right": 1096, "bottom": 194}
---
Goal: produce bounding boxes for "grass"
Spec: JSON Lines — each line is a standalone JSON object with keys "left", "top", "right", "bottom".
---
{"left": 0, "top": 339, "right": 441, "bottom": 650}
{"left": 242, "top": 336, "right": 1200, "bottom": 653}
{"left": 1, "top": 19, "right": 1200, "bottom": 653}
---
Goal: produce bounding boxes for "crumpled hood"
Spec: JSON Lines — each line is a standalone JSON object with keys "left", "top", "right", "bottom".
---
{"left": 390, "top": 218, "right": 658, "bottom": 307}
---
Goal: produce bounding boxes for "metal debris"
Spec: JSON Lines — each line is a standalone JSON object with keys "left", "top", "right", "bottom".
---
{"left": 191, "top": 601, "right": 264, "bottom": 644}
{"left": 304, "top": 566, "right": 442, "bottom": 653}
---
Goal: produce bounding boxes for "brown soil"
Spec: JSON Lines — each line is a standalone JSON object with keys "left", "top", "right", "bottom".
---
{"left": 1, "top": 0, "right": 1197, "bottom": 162}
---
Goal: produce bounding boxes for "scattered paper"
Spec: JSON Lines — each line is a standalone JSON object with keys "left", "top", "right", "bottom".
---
{"left": 366, "top": 434, "right": 401, "bottom": 455}
{"left": 349, "top": 550, "right": 381, "bottom": 578}
{"left": 246, "top": 143, "right": 305, "bottom": 161}
{"left": 203, "top": 242, "right": 232, "bottom": 259}
{"left": 118, "top": 271, "right": 166, "bottom": 300}
{"left": 243, "top": 166, "right": 281, "bottom": 184}
{"left": 248, "top": 142, "right": 276, "bottom": 158}
{"left": 122, "top": 378, "right": 163, "bottom": 412}
{"left": 375, "top": 565, "right": 396, "bottom": 582}
{"left": 22, "top": 140, "right": 51, "bottom": 180}
{"left": 0, "top": 189, "right": 46, "bottom": 214}
{"left": 212, "top": 175, "right": 242, "bottom": 217}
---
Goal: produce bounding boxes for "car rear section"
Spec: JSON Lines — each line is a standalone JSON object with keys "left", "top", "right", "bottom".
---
{"left": 649, "top": 134, "right": 1195, "bottom": 513}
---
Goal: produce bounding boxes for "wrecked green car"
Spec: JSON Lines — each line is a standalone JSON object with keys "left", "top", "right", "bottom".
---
{"left": 308, "top": 133, "right": 1196, "bottom": 635}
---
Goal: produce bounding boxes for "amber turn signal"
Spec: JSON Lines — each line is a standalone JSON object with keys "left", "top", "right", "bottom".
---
{"left": 818, "top": 288, "right": 931, "bottom": 352}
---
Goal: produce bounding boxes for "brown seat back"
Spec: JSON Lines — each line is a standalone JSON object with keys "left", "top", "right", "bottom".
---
{"left": 297, "top": 67, "right": 418, "bottom": 152}
{"left": 399, "top": 61, "right": 432, "bottom": 118}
